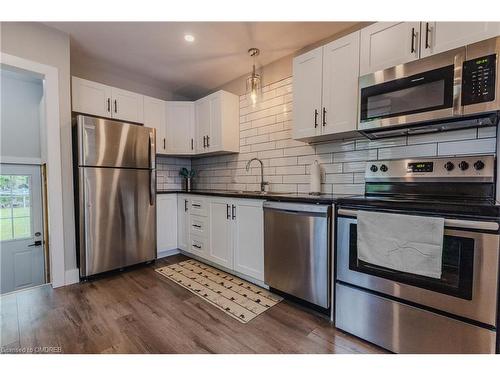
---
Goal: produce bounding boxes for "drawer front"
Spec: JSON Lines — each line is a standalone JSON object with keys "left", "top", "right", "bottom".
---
{"left": 335, "top": 283, "right": 496, "bottom": 354}
{"left": 189, "top": 235, "right": 208, "bottom": 257}
{"left": 190, "top": 215, "right": 209, "bottom": 238}
{"left": 190, "top": 198, "right": 208, "bottom": 217}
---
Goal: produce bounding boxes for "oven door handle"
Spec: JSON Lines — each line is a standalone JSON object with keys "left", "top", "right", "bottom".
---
{"left": 337, "top": 208, "right": 499, "bottom": 231}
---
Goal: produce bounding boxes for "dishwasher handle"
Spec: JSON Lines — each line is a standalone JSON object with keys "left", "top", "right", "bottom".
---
{"left": 263, "top": 201, "right": 330, "bottom": 215}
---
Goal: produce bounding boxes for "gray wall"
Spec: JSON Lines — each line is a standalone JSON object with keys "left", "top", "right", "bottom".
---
{"left": 1, "top": 22, "right": 77, "bottom": 272}
{"left": 1, "top": 69, "right": 43, "bottom": 160}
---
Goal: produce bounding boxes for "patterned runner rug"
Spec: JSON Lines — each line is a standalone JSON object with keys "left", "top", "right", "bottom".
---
{"left": 155, "top": 259, "right": 282, "bottom": 323}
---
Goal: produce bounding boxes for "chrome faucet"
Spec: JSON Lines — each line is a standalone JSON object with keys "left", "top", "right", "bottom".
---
{"left": 246, "top": 157, "right": 269, "bottom": 192}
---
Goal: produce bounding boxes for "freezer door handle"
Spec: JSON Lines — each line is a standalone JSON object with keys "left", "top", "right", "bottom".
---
{"left": 149, "top": 170, "right": 155, "bottom": 206}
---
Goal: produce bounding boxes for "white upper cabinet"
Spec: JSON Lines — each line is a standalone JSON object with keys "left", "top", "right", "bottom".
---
{"left": 72, "top": 76, "right": 144, "bottom": 123}
{"left": 292, "top": 33, "right": 360, "bottom": 141}
{"left": 421, "top": 22, "right": 500, "bottom": 58}
{"left": 111, "top": 87, "right": 144, "bottom": 123}
{"left": 166, "top": 101, "right": 195, "bottom": 155}
{"left": 359, "top": 22, "right": 421, "bottom": 75}
{"left": 72, "top": 77, "right": 112, "bottom": 118}
{"left": 322, "top": 31, "right": 360, "bottom": 135}
{"left": 144, "top": 96, "right": 167, "bottom": 154}
{"left": 195, "top": 90, "right": 239, "bottom": 155}
{"left": 292, "top": 46, "right": 323, "bottom": 139}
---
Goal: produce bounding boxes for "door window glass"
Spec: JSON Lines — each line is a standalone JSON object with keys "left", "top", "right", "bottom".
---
{"left": 0, "top": 175, "right": 32, "bottom": 241}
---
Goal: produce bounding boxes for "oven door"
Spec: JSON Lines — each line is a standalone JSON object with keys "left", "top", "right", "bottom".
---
{"left": 336, "top": 209, "right": 500, "bottom": 326}
{"left": 358, "top": 47, "right": 465, "bottom": 131}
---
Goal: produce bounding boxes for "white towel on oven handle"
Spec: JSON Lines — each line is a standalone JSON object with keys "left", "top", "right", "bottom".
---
{"left": 357, "top": 211, "right": 444, "bottom": 279}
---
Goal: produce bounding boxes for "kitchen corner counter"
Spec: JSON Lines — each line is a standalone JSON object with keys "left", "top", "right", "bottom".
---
{"left": 156, "top": 189, "right": 354, "bottom": 204}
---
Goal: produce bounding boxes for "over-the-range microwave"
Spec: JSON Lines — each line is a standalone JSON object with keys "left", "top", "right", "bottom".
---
{"left": 358, "top": 36, "right": 500, "bottom": 139}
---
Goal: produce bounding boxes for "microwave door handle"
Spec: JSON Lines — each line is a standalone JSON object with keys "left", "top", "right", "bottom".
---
{"left": 337, "top": 209, "right": 499, "bottom": 231}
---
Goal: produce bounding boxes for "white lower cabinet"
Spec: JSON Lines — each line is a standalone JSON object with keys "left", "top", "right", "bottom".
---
{"left": 176, "top": 194, "right": 264, "bottom": 282}
{"left": 208, "top": 198, "right": 234, "bottom": 269}
{"left": 177, "top": 195, "right": 190, "bottom": 251}
{"left": 156, "top": 194, "right": 178, "bottom": 256}
{"left": 233, "top": 199, "right": 264, "bottom": 281}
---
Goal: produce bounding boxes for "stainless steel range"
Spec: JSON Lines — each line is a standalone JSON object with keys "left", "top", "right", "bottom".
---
{"left": 335, "top": 155, "right": 500, "bottom": 354}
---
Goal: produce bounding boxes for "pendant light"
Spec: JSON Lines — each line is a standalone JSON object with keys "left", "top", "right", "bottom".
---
{"left": 246, "top": 48, "right": 262, "bottom": 108}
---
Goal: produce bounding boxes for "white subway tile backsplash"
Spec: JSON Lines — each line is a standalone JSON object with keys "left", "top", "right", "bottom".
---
{"left": 377, "top": 143, "right": 437, "bottom": 159}
{"left": 190, "top": 76, "right": 497, "bottom": 196}
{"left": 437, "top": 137, "right": 496, "bottom": 155}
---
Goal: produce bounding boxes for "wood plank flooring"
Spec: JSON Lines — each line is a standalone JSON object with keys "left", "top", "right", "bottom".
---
{"left": 0, "top": 254, "right": 386, "bottom": 354}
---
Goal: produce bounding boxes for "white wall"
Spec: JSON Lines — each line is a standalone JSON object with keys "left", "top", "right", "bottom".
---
{"left": 1, "top": 69, "right": 43, "bottom": 161}
{"left": 1, "top": 22, "right": 76, "bottom": 272}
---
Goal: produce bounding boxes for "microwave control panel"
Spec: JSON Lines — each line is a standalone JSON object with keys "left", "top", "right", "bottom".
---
{"left": 461, "top": 53, "right": 496, "bottom": 105}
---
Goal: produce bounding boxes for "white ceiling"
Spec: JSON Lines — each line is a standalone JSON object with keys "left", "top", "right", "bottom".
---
{"left": 46, "top": 22, "right": 359, "bottom": 99}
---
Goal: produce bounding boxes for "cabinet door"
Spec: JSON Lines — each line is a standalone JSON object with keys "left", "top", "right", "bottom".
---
{"left": 144, "top": 96, "right": 167, "bottom": 154}
{"left": 195, "top": 98, "right": 211, "bottom": 153}
{"left": 156, "top": 194, "right": 177, "bottom": 256}
{"left": 177, "top": 195, "right": 190, "bottom": 251}
{"left": 360, "top": 22, "right": 421, "bottom": 75}
{"left": 233, "top": 199, "right": 264, "bottom": 281}
{"left": 72, "top": 77, "right": 112, "bottom": 118}
{"left": 322, "top": 31, "right": 360, "bottom": 135}
{"left": 111, "top": 87, "right": 144, "bottom": 123}
{"left": 208, "top": 198, "right": 233, "bottom": 269}
{"left": 421, "top": 22, "right": 500, "bottom": 58}
{"left": 208, "top": 93, "right": 222, "bottom": 151}
{"left": 292, "top": 46, "right": 323, "bottom": 140}
{"left": 166, "top": 101, "right": 195, "bottom": 154}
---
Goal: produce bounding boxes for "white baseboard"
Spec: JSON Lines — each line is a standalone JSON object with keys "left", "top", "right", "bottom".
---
{"left": 157, "top": 248, "right": 180, "bottom": 259}
{"left": 64, "top": 268, "right": 80, "bottom": 286}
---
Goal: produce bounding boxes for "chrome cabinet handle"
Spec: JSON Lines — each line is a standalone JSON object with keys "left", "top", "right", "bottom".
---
{"left": 410, "top": 27, "right": 416, "bottom": 53}
{"left": 314, "top": 109, "right": 319, "bottom": 128}
{"left": 425, "top": 22, "right": 431, "bottom": 49}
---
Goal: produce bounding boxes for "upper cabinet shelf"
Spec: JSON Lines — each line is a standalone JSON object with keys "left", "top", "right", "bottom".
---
{"left": 71, "top": 77, "right": 239, "bottom": 156}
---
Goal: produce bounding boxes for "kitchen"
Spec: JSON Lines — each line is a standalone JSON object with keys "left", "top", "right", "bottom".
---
{"left": 1, "top": 2, "right": 500, "bottom": 370}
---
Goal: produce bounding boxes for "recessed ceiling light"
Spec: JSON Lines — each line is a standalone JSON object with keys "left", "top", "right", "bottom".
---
{"left": 184, "top": 34, "right": 195, "bottom": 42}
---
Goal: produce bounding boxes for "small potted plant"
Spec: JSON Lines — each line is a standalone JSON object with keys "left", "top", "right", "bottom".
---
{"left": 179, "top": 168, "right": 195, "bottom": 192}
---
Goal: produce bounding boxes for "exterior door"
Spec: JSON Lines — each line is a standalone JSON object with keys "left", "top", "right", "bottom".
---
{"left": 292, "top": 46, "right": 323, "bottom": 139}
{"left": 208, "top": 198, "right": 233, "bottom": 269}
{"left": 322, "top": 31, "right": 360, "bottom": 135}
{"left": 360, "top": 22, "right": 421, "bottom": 75}
{"left": 0, "top": 164, "right": 44, "bottom": 294}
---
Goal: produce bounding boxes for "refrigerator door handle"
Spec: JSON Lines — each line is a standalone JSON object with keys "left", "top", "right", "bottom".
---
{"left": 148, "top": 132, "right": 156, "bottom": 170}
{"left": 149, "top": 170, "right": 155, "bottom": 206}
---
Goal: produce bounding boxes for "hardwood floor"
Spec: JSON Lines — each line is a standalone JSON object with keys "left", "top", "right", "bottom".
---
{"left": 0, "top": 254, "right": 386, "bottom": 354}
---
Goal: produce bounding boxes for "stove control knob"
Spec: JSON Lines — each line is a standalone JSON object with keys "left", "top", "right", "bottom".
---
{"left": 474, "top": 160, "right": 485, "bottom": 170}
{"left": 370, "top": 165, "right": 378, "bottom": 172}
{"left": 458, "top": 161, "right": 469, "bottom": 171}
{"left": 380, "top": 164, "right": 388, "bottom": 172}
{"left": 444, "top": 162, "right": 454, "bottom": 171}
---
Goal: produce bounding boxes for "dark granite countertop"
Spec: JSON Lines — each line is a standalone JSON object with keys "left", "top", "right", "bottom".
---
{"left": 156, "top": 189, "right": 353, "bottom": 204}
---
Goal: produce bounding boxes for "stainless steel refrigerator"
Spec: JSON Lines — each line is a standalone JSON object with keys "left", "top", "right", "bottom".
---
{"left": 74, "top": 115, "right": 156, "bottom": 278}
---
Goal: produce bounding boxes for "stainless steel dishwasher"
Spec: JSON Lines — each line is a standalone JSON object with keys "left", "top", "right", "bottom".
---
{"left": 263, "top": 201, "right": 331, "bottom": 308}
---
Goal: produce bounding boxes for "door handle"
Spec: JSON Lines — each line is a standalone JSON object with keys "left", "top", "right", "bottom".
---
{"left": 425, "top": 22, "right": 431, "bottom": 49}
{"left": 114, "top": 99, "right": 117, "bottom": 113}
{"left": 28, "top": 240, "right": 43, "bottom": 247}
{"left": 226, "top": 204, "right": 231, "bottom": 220}
{"left": 314, "top": 109, "right": 319, "bottom": 128}
{"left": 231, "top": 204, "right": 236, "bottom": 220}
{"left": 410, "top": 27, "right": 416, "bottom": 53}
{"left": 322, "top": 107, "right": 327, "bottom": 126}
